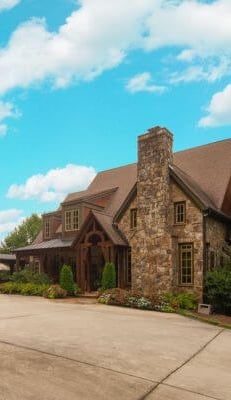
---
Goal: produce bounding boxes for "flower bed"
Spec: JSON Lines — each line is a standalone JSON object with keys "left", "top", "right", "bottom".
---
{"left": 98, "top": 288, "right": 198, "bottom": 312}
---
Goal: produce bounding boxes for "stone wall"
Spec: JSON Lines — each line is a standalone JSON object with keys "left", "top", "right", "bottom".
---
{"left": 133, "top": 127, "right": 173, "bottom": 295}
{"left": 206, "top": 217, "right": 228, "bottom": 268}
{"left": 170, "top": 181, "right": 204, "bottom": 297}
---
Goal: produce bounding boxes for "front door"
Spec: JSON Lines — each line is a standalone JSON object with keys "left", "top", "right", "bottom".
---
{"left": 89, "top": 245, "right": 105, "bottom": 291}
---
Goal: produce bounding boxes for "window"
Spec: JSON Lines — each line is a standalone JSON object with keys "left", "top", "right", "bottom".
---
{"left": 130, "top": 208, "right": 137, "bottom": 229}
{"left": 179, "top": 243, "right": 193, "bottom": 285}
{"left": 65, "top": 209, "right": 80, "bottom": 231}
{"left": 126, "top": 248, "right": 132, "bottom": 285}
{"left": 174, "top": 202, "right": 186, "bottom": 224}
{"left": 44, "top": 221, "right": 50, "bottom": 238}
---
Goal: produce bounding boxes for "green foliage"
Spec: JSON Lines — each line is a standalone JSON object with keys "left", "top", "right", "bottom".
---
{"left": 0, "top": 282, "right": 48, "bottom": 296}
{"left": 0, "top": 214, "right": 42, "bottom": 253}
{"left": 11, "top": 268, "right": 51, "bottom": 285}
{"left": 204, "top": 268, "right": 231, "bottom": 315}
{"left": 0, "top": 271, "right": 10, "bottom": 282}
{"left": 43, "top": 285, "right": 67, "bottom": 299}
{"left": 59, "top": 264, "right": 75, "bottom": 295}
{"left": 101, "top": 262, "right": 116, "bottom": 291}
{"left": 98, "top": 289, "right": 198, "bottom": 313}
{"left": 162, "top": 292, "right": 198, "bottom": 311}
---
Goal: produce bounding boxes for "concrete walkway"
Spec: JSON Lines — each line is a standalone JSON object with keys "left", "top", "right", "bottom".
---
{"left": 0, "top": 294, "right": 230, "bottom": 400}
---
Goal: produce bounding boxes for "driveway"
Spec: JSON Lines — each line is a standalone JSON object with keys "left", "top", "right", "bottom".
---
{"left": 0, "top": 294, "right": 230, "bottom": 400}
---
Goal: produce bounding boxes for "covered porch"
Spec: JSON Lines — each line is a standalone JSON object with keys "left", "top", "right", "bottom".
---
{"left": 75, "top": 211, "right": 131, "bottom": 293}
{"left": 15, "top": 239, "right": 76, "bottom": 283}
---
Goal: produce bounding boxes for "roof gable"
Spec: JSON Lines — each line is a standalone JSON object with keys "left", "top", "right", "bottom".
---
{"left": 173, "top": 138, "right": 231, "bottom": 212}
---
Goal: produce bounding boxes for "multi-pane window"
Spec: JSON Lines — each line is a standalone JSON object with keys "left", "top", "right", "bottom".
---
{"left": 65, "top": 209, "right": 79, "bottom": 231}
{"left": 130, "top": 208, "right": 137, "bottom": 229}
{"left": 179, "top": 243, "right": 193, "bottom": 285}
{"left": 44, "top": 221, "right": 50, "bottom": 238}
{"left": 126, "top": 248, "right": 132, "bottom": 285}
{"left": 174, "top": 201, "right": 186, "bottom": 224}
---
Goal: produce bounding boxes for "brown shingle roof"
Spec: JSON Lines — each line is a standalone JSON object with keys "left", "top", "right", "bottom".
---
{"left": 173, "top": 138, "right": 231, "bottom": 212}
{"left": 92, "top": 211, "right": 127, "bottom": 246}
{"left": 62, "top": 138, "right": 231, "bottom": 217}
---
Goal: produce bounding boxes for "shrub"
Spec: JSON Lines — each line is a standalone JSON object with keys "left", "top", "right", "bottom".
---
{"left": 43, "top": 284, "right": 67, "bottom": 299}
{"left": 10, "top": 269, "right": 51, "bottom": 285}
{"left": 106, "top": 288, "right": 129, "bottom": 306}
{"left": 59, "top": 264, "right": 75, "bottom": 295}
{"left": 162, "top": 292, "right": 198, "bottom": 311}
{"left": 101, "top": 262, "right": 116, "bottom": 291}
{"left": 10, "top": 269, "right": 34, "bottom": 283}
{"left": 0, "top": 282, "right": 48, "bottom": 296}
{"left": 0, "top": 271, "right": 10, "bottom": 283}
{"left": 204, "top": 268, "right": 231, "bottom": 315}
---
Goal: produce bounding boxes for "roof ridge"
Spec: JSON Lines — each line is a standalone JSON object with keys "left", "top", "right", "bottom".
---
{"left": 96, "top": 162, "right": 137, "bottom": 175}
{"left": 174, "top": 137, "right": 231, "bottom": 155}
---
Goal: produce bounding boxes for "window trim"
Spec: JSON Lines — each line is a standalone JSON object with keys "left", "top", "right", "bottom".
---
{"left": 44, "top": 220, "right": 50, "bottom": 239}
{"left": 65, "top": 209, "right": 80, "bottom": 231}
{"left": 178, "top": 243, "right": 194, "bottom": 286}
{"left": 130, "top": 208, "right": 137, "bottom": 230}
{"left": 174, "top": 201, "right": 186, "bottom": 225}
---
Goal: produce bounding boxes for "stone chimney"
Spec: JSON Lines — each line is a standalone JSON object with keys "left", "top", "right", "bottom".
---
{"left": 133, "top": 126, "right": 173, "bottom": 295}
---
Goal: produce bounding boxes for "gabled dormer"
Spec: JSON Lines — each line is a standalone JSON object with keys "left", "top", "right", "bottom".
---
{"left": 61, "top": 188, "right": 118, "bottom": 238}
{"left": 42, "top": 211, "right": 62, "bottom": 241}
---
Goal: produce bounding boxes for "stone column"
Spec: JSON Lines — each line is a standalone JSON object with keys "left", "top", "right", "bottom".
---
{"left": 133, "top": 126, "right": 173, "bottom": 295}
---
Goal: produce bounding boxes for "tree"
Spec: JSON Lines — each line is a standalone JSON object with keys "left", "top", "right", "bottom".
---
{"left": 0, "top": 214, "right": 42, "bottom": 253}
{"left": 59, "top": 264, "right": 75, "bottom": 295}
{"left": 101, "top": 262, "right": 116, "bottom": 290}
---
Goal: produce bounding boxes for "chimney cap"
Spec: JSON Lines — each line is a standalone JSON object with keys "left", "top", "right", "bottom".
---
{"left": 138, "top": 126, "right": 173, "bottom": 141}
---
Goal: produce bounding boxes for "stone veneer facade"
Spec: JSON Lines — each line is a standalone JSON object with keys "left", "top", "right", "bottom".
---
{"left": 118, "top": 127, "right": 230, "bottom": 299}
{"left": 133, "top": 127, "right": 173, "bottom": 295}
{"left": 170, "top": 182, "right": 204, "bottom": 296}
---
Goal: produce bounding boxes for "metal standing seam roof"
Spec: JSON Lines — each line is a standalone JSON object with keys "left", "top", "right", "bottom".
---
{"left": 0, "top": 254, "right": 16, "bottom": 261}
{"left": 15, "top": 238, "right": 74, "bottom": 252}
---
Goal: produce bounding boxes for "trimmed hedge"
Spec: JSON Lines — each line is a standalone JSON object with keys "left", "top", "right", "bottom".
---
{"left": 0, "top": 282, "right": 49, "bottom": 296}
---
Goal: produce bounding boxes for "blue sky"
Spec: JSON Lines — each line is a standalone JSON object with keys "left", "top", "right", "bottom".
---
{"left": 0, "top": 0, "right": 231, "bottom": 241}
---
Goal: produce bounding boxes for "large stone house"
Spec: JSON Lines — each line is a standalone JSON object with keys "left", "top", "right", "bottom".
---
{"left": 15, "top": 127, "right": 231, "bottom": 298}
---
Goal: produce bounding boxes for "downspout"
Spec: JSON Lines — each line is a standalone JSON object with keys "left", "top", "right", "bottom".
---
{"left": 202, "top": 209, "right": 209, "bottom": 302}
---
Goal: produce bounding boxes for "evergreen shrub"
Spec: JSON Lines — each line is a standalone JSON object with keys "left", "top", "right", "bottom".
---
{"left": 101, "top": 262, "right": 116, "bottom": 291}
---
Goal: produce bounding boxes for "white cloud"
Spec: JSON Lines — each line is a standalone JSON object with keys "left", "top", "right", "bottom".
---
{"left": 0, "top": 209, "right": 23, "bottom": 235}
{"left": 0, "top": 0, "right": 231, "bottom": 96}
{"left": 198, "top": 84, "right": 231, "bottom": 127}
{"left": 169, "top": 59, "right": 230, "bottom": 84}
{"left": 7, "top": 164, "right": 97, "bottom": 202}
{"left": 0, "top": 101, "right": 20, "bottom": 137}
{"left": 0, "top": 0, "right": 20, "bottom": 13}
{"left": 126, "top": 72, "right": 166, "bottom": 94}
{"left": 0, "top": 1, "right": 154, "bottom": 94}
{"left": 1, "top": 0, "right": 231, "bottom": 128}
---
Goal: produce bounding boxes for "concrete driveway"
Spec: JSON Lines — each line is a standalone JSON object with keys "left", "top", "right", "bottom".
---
{"left": 0, "top": 294, "right": 230, "bottom": 400}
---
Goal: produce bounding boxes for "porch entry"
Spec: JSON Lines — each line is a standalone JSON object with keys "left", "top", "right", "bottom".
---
{"left": 86, "top": 243, "right": 105, "bottom": 291}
